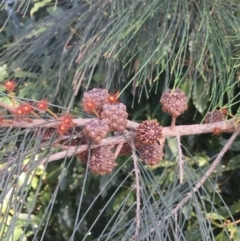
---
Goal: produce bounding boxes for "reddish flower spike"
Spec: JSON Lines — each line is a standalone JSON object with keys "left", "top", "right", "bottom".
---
{"left": 14, "top": 106, "right": 25, "bottom": 116}
{"left": 213, "top": 127, "right": 222, "bottom": 136}
{"left": 221, "top": 108, "right": 228, "bottom": 115}
{"left": 57, "top": 124, "right": 69, "bottom": 135}
{"left": 83, "top": 100, "right": 96, "bottom": 113}
{"left": 61, "top": 115, "right": 73, "bottom": 126}
{"left": 21, "top": 103, "right": 33, "bottom": 114}
{"left": 108, "top": 91, "right": 119, "bottom": 104}
{"left": 4, "top": 80, "right": 16, "bottom": 92}
{"left": 37, "top": 100, "right": 49, "bottom": 111}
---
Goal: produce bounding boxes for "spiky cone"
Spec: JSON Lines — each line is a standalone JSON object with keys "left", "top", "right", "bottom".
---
{"left": 136, "top": 120, "right": 163, "bottom": 144}
{"left": 204, "top": 110, "right": 225, "bottom": 123}
{"left": 82, "top": 88, "right": 109, "bottom": 115}
{"left": 101, "top": 103, "right": 128, "bottom": 132}
{"left": 89, "top": 147, "right": 116, "bottom": 175}
{"left": 83, "top": 119, "right": 109, "bottom": 143}
{"left": 138, "top": 143, "right": 164, "bottom": 166}
{"left": 160, "top": 88, "right": 188, "bottom": 117}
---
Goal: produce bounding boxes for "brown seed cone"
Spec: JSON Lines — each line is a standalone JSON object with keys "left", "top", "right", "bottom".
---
{"left": 204, "top": 110, "right": 224, "bottom": 123}
{"left": 101, "top": 103, "right": 128, "bottom": 132}
{"left": 136, "top": 120, "right": 163, "bottom": 144}
{"left": 114, "top": 139, "right": 142, "bottom": 156}
{"left": 89, "top": 147, "right": 116, "bottom": 175}
{"left": 160, "top": 88, "right": 188, "bottom": 117}
{"left": 138, "top": 143, "right": 164, "bottom": 166}
{"left": 34, "top": 127, "right": 56, "bottom": 142}
{"left": 58, "top": 137, "right": 86, "bottom": 146}
{"left": 76, "top": 151, "right": 88, "bottom": 164}
{"left": 83, "top": 119, "right": 109, "bottom": 143}
{"left": 82, "top": 88, "right": 109, "bottom": 115}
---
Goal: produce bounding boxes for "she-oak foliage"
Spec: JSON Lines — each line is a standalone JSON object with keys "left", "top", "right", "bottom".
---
{"left": 0, "top": 0, "right": 240, "bottom": 240}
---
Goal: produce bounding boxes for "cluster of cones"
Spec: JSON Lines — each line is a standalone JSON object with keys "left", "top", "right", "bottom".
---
{"left": 77, "top": 87, "right": 189, "bottom": 175}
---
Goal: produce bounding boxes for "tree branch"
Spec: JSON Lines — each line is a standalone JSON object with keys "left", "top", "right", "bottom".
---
{"left": 176, "top": 134, "right": 184, "bottom": 184}
{"left": 130, "top": 138, "right": 141, "bottom": 240}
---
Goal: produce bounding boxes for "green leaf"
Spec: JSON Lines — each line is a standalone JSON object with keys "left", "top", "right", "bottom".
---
{"left": 31, "top": 176, "right": 39, "bottom": 190}
{"left": 194, "top": 155, "right": 208, "bottom": 167}
{"left": 11, "top": 228, "right": 23, "bottom": 241}
{"left": 231, "top": 226, "right": 240, "bottom": 240}
{"left": 166, "top": 137, "right": 178, "bottom": 156}
{"left": 30, "top": 0, "right": 52, "bottom": 17}
{"left": 224, "top": 155, "right": 240, "bottom": 171}
{"left": 0, "top": 64, "right": 9, "bottom": 82}
{"left": 206, "top": 212, "right": 225, "bottom": 220}
{"left": 184, "top": 225, "right": 202, "bottom": 241}
{"left": 14, "top": 70, "right": 39, "bottom": 79}
{"left": 16, "top": 213, "right": 40, "bottom": 228}
{"left": 46, "top": 6, "right": 63, "bottom": 17}
{"left": 215, "top": 231, "right": 229, "bottom": 241}
{"left": 219, "top": 138, "right": 240, "bottom": 152}
{"left": 99, "top": 175, "right": 117, "bottom": 199}
{"left": 192, "top": 78, "right": 209, "bottom": 114}
{"left": 217, "top": 199, "right": 240, "bottom": 219}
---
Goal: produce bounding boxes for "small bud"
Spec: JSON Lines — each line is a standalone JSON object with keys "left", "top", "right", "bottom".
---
{"left": 4, "top": 80, "right": 16, "bottom": 92}
{"left": 36, "top": 100, "right": 49, "bottom": 111}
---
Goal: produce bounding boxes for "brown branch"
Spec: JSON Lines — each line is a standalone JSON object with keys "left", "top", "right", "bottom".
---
{"left": 130, "top": 138, "right": 141, "bottom": 240}
{"left": 176, "top": 134, "right": 184, "bottom": 184}
{"left": 0, "top": 113, "right": 237, "bottom": 165}
{"left": 39, "top": 134, "right": 132, "bottom": 165}
{"left": 38, "top": 119, "right": 237, "bottom": 164}
{"left": 0, "top": 116, "right": 236, "bottom": 134}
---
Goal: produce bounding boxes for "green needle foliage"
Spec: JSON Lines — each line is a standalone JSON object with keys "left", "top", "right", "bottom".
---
{"left": 0, "top": 0, "right": 240, "bottom": 240}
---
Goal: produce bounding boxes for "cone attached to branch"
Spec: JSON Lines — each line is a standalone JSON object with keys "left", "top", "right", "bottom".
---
{"left": 138, "top": 143, "right": 164, "bottom": 166}
{"left": 82, "top": 88, "right": 109, "bottom": 116}
{"left": 101, "top": 102, "right": 128, "bottom": 132}
{"left": 76, "top": 151, "right": 89, "bottom": 164}
{"left": 160, "top": 88, "right": 188, "bottom": 129}
{"left": 204, "top": 110, "right": 224, "bottom": 123}
{"left": 136, "top": 120, "right": 163, "bottom": 144}
{"left": 89, "top": 147, "right": 116, "bottom": 175}
{"left": 83, "top": 119, "right": 109, "bottom": 143}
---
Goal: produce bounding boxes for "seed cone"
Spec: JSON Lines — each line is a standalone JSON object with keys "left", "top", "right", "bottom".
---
{"left": 34, "top": 128, "right": 56, "bottom": 142}
{"left": 89, "top": 147, "right": 116, "bottom": 175}
{"left": 101, "top": 103, "right": 128, "bottom": 131}
{"left": 114, "top": 139, "right": 141, "bottom": 156}
{"left": 160, "top": 88, "right": 188, "bottom": 117}
{"left": 136, "top": 120, "right": 163, "bottom": 144}
{"left": 76, "top": 151, "right": 88, "bottom": 164}
{"left": 138, "top": 143, "right": 164, "bottom": 166}
{"left": 84, "top": 119, "right": 109, "bottom": 143}
{"left": 82, "top": 88, "right": 109, "bottom": 115}
{"left": 205, "top": 110, "right": 224, "bottom": 123}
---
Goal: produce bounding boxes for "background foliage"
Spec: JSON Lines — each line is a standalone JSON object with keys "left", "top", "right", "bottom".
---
{"left": 1, "top": 0, "right": 240, "bottom": 240}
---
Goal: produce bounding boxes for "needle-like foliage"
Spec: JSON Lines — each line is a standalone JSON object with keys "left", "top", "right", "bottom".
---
{"left": 0, "top": 0, "right": 240, "bottom": 240}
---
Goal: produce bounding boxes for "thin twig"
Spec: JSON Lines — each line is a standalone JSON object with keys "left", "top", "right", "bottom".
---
{"left": 171, "top": 116, "right": 177, "bottom": 130}
{"left": 176, "top": 134, "right": 184, "bottom": 184}
{"left": 130, "top": 138, "right": 141, "bottom": 240}
{"left": 114, "top": 143, "right": 124, "bottom": 159}
{"left": 140, "top": 126, "right": 240, "bottom": 240}
{"left": 40, "top": 134, "right": 133, "bottom": 165}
